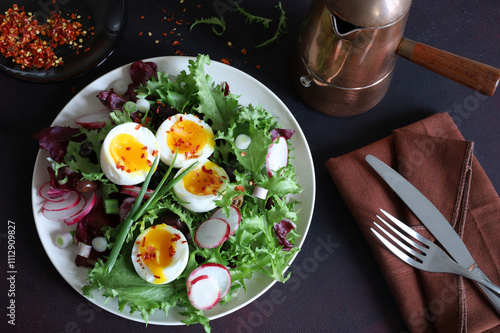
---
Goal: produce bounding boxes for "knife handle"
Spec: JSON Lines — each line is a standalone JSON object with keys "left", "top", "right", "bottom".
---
{"left": 472, "top": 267, "right": 500, "bottom": 314}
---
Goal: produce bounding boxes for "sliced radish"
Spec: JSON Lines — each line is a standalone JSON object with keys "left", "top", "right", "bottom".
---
{"left": 42, "top": 194, "right": 86, "bottom": 222}
{"left": 194, "top": 218, "right": 230, "bottom": 249}
{"left": 38, "top": 181, "right": 68, "bottom": 202}
{"left": 187, "top": 275, "right": 221, "bottom": 310}
{"left": 265, "top": 136, "right": 289, "bottom": 177}
{"left": 210, "top": 206, "right": 241, "bottom": 235}
{"left": 75, "top": 110, "right": 111, "bottom": 129}
{"left": 120, "top": 185, "right": 154, "bottom": 199}
{"left": 187, "top": 263, "right": 232, "bottom": 299}
{"left": 64, "top": 191, "right": 97, "bottom": 225}
{"left": 42, "top": 191, "right": 81, "bottom": 211}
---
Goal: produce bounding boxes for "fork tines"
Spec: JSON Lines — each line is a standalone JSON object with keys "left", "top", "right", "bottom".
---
{"left": 370, "top": 209, "right": 430, "bottom": 267}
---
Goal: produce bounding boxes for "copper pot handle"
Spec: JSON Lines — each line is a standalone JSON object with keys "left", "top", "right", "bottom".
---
{"left": 397, "top": 38, "right": 500, "bottom": 96}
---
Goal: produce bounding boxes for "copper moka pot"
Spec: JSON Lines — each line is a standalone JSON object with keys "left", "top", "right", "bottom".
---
{"left": 292, "top": 0, "right": 500, "bottom": 117}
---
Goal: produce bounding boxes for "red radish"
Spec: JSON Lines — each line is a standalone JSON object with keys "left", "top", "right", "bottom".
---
{"left": 265, "top": 136, "right": 289, "bottom": 177}
{"left": 39, "top": 181, "right": 68, "bottom": 202}
{"left": 42, "top": 196, "right": 85, "bottom": 222}
{"left": 42, "top": 191, "right": 81, "bottom": 211}
{"left": 194, "top": 218, "right": 230, "bottom": 249}
{"left": 187, "top": 263, "right": 232, "bottom": 299}
{"left": 210, "top": 206, "right": 241, "bottom": 235}
{"left": 120, "top": 185, "right": 154, "bottom": 199}
{"left": 187, "top": 275, "right": 221, "bottom": 310}
{"left": 75, "top": 110, "right": 111, "bottom": 129}
{"left": 64, "top": 191, "right": 97, "bottom": 225}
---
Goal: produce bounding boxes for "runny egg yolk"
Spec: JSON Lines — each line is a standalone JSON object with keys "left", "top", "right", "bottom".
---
{"left": 110, "top": 133, "right": 152, "bottom": 173}
{"left": 138, "top": 226, "right": 179, "bottom": 284}
{"left": 183, "top": 161, "right": 226, "bottom": 196}
{"left": 167, "top": 117, "right": 213, "bottom": 159}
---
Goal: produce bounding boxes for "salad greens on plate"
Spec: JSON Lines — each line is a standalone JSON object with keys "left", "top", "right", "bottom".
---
{"left": 34, "top": 54, "right": 302, "bottom": 332}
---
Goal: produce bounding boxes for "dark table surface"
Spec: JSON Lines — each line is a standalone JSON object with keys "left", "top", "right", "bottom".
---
{"left": 1, "top": 0, "right": 499, "bottom": 332}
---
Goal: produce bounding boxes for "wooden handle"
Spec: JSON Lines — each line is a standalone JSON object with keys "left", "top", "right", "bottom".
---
{"left": 397, "top": 38, "right": 500, "bottom": 96}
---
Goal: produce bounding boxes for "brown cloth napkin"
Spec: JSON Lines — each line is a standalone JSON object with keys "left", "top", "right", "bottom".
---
{"left": 325, "top": 113, "right": 500, "bottom": 333}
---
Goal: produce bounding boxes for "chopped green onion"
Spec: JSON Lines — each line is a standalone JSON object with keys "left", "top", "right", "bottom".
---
{"left": 92, "top": 237, "right": 108, "bottom": 252}
{"left": 123, "top": 101, "right": 137, "bottom": 113}
{"left": 136, "top": 98, "right": 150, "bottom": 113}
{"left": 104, "top": 198, "right": 119, "bottom": 215}
{"left": 55, "top": 232, "right": 75, "bottom": 249}
{"left": 75, "top": 242, "right": 92, "bottom": 258}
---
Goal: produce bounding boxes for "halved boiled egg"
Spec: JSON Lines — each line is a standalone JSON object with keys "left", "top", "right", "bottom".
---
{"left": 100, "top": 122, "right": 159, "bottom": 185}
{"left": 174, "top": 160, "right": 228, "bottom": 213}
{"left": 156, "top": 113, "right": 215, "bottom": 168}
{"left": 132, "top": 223, "right": 189, "bottom": 284}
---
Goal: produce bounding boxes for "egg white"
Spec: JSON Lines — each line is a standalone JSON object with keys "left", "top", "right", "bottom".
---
{"left": 131, "top": 224, "right": 189, "bottom": 285}
{"left": 156, "top": 113, "right": 215, "bottom": 168}
{"left": 100, "top": 122, "right": 159, "bottom": 185}
{"left": 174, "top": 160, "right": 229, "bottom": 213}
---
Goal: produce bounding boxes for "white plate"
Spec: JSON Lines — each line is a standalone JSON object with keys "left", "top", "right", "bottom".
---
{"left": 31, "top": 56, "right": 316, "bottom": 325}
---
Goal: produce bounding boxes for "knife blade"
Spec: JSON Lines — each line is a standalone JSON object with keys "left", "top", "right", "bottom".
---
{"left": 365, "top": 154, "right": 500, "bottom": 313}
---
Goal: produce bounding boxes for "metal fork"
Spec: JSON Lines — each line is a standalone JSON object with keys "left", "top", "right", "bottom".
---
{"left": 371, "top": 209, "right": 500, "bottom": 295}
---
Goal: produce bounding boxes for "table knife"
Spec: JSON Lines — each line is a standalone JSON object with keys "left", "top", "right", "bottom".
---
{"left": 365, "top": 154, "right": 500, "bottom": 313}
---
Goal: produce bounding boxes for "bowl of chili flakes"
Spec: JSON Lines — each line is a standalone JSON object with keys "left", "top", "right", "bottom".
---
{"left": 0, "top": 0, "right": 125, "bottom": 82}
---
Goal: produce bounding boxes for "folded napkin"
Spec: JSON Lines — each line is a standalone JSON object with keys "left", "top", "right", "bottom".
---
{"left": 325, "top": 112, "right": 500, "bottom": 333}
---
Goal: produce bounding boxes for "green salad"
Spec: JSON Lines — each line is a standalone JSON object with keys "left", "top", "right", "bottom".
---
{"left": 35, "top": 54, "right": 302, "bottom": 332}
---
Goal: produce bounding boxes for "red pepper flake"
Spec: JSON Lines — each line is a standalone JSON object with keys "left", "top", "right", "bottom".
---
{"left": 169, "top": 246, "right": 176, "bottom": 257}
{"left": 138, "top": 31, "right": 143, "bottom": 36}
{"left": 0, "top": 5, "right": 91, "bottom": 70}
{"left": 135, "top": 124, "right": 142, "bottom": 130}
{"left": 221, "top": 58, "right": 230, "bottom": 65}
{"left": 140, "top": 15, "right": 145, "bottom": 20}
{"left": 256, "top": 65, "right": 261, "bottom": 69}
{"left": 152, "top": 150, "right": 159, "bottom": 157}
{"left": 201, "top": 165, "right": 213, "bottom": 174}
{"left": 171, "top": 234, "right": 181, "bottom": 242}
{"left": 241, "top": 152, "right": 247, "bottom": 157}
{"left": 154, "top": 275, "right": 161, "bottom": 279}
{"left": 147, "top": 160, "right": 153, "bottom": 167}
{"left": 126, "top": 147, "right": 132, "bottom": 151}
{"left": 235, "top": 185, "right": 244, "bottom": 192}
{"left": 172, "top": 40, "right": 180, "bottom": 46}
{"left": 141, "top": 236, "right": 146, "bottom": 247}
{"left": 241, "top": 48, "right": 247, "bottom": 55}
{"left": 174, "top": 50, "right": 184, "bottom": 56}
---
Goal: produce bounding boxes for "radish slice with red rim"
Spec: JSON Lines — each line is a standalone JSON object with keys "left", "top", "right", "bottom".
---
{"left": 42, "top": 193, "right": 86, "bottom": 222}
{"left": 187, "top": 275, "right": 221, "bottom": 310}
{"left": 75, "top": 110, "right": 111, "bottom": 129}
{"left": 187, "top": 263, "right": 232, "bottom": 299}
{"left": 120, "top": 185, "right": 154, "bottom": 199}
{"left": 42, "top": 191, "right": 81, "bottom": 211}
{"left": 194, "top": 218, "right": 230, "bottom": 249}
{"left": 64, "top": 191, "right": 97, "bottom": 225}
{"left": 210, "top": 206, "right": 241, "bottom": 235}
{"left": 265, "top": 136, "right": 289, "bottom": 177}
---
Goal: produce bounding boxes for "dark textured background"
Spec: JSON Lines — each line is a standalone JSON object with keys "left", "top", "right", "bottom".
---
{"left": 1, "top": 0, "right": 499, "bottom": 332}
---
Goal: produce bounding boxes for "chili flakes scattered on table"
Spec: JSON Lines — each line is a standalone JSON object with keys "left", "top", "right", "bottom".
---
{"left": 0, "top": 4, "right": 89, "bottom": 70}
